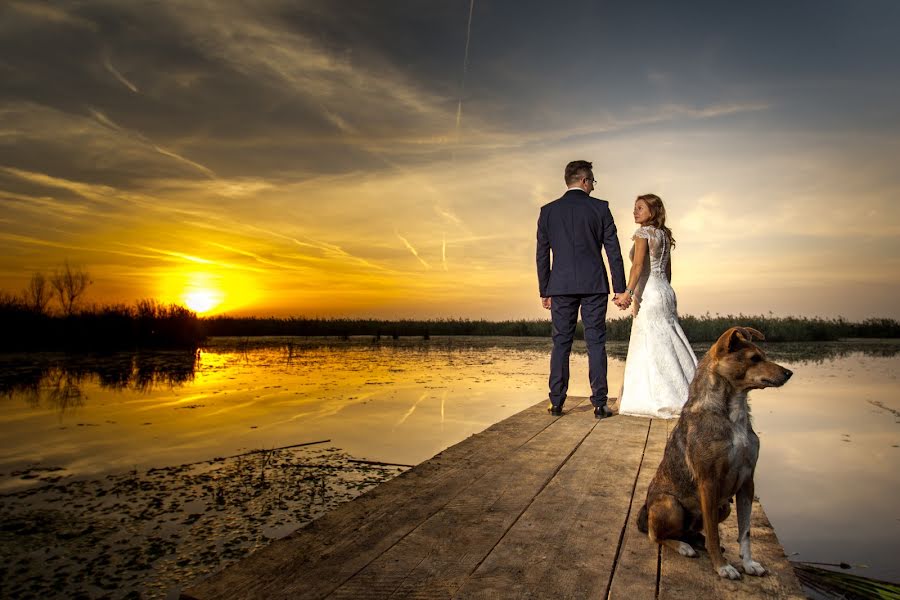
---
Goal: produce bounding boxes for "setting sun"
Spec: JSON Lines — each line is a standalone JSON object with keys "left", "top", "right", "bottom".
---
{"left": 161, "top": 269, "right": 259, "bottom": 315}
{"left": 183, "top": 289, "right": 224, "bottom": 314}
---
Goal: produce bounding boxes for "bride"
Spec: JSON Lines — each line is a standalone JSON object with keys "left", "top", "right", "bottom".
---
{"left": 616, "top": 194, "right": 697, "bottom": 418}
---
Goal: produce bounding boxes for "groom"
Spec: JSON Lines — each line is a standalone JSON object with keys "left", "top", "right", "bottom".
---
{"left": 536, "top": 160, "right": 628, "bottom": 418}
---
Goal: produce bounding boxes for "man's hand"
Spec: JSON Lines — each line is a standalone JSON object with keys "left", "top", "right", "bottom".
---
{"left": 613, "top": 293, "right": 631, "bottom": 310}
{"left": 541, "top": 297, "right": 551, "bottom": 310}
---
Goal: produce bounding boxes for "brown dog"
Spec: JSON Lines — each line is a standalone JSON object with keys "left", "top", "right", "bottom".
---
{"left": 636, "top": 326, "right": 793, "bottom": 579}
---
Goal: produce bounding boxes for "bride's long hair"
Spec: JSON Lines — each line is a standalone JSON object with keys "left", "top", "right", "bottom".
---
{"left": 636, "top": 193, "right": 676, "bottom": 249}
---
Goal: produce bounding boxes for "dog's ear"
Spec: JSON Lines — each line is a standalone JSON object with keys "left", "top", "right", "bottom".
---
{"left": 713, "top": 326, "right": 765, "bottom": 356}
{"left": 740, "top": 327, "right": 765, "bottom": 342}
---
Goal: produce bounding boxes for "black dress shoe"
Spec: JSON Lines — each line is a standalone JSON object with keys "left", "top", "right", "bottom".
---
{"left": 547, "top": 404, "right": 563, "bottom": 416}
{"left": 594, "top": 404, "right": 613, "bottom": 419}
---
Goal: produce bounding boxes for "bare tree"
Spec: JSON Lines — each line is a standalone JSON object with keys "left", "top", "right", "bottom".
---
{"left": 24, "top": 272, "right": 53, "bottom": 314}
{"left": 50, "top": 262, "right": 92, "bottom": 316}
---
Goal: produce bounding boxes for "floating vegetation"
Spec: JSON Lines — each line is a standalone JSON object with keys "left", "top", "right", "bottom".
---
{"left": 0, "top": 445, "right": 406, "bottom": 599}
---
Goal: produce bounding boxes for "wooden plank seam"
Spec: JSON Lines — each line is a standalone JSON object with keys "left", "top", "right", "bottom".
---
{"left": 325, "top": 399, "right": 590, "bottom": 597}
{"left": 604, "top": 418, "right": 653, "bottom": 600}
{"left": 461, "top": 415, "right": 603, "bottom": 590}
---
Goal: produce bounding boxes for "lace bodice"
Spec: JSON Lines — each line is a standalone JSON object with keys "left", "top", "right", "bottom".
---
{"left": 630, "top": 225, "right": 670, "bottom": 277}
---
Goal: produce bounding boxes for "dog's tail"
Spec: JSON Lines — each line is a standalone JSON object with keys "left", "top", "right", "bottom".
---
{"left": 636, "top": 503, "right": 649, "bottom": 533}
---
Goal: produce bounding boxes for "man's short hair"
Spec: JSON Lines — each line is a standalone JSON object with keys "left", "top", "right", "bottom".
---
{"left": 565, "top": 160, "right": 593, "bottom": 185}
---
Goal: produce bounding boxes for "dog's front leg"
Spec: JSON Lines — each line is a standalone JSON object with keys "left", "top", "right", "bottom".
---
{"left": 699, "top": 479, "right": 740, "bottom": 579}
{"left": 736, "top": 478, "right": 765, "bottom": 576}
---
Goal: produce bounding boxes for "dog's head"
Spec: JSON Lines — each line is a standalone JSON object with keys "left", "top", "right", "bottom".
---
{"left": 710, "top": 327, "right": 793, "bottom": 391}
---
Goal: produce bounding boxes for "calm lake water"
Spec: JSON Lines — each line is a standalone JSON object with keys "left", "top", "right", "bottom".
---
{"left": 1, "top": 336, "right": 898, "bottom": 598}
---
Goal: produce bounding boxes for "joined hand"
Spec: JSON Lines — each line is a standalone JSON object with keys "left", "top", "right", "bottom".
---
{"left": 614, "top": 293, "right": 632, "bottom": 310}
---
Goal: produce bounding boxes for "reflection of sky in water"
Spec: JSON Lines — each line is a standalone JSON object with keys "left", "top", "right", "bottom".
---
{"left": 751, "top": 352, "right": 900, "bottom": 584}
{"left": 0, "top": 338, "right": 615, "bottom": 492}
{"left": 1, "top": 339, "right": 898, "bottom": 583}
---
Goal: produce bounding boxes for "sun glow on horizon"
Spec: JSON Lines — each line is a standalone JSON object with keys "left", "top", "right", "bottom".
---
{"left": 158, "top": 269, "right": 259, "bottom": 316}
{"left": 183, "top": 289, "right": 224, "bottom": 314}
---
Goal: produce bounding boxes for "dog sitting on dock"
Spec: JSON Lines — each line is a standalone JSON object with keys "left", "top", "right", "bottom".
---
{"left": 636, "top": 326, "right": 793, "bottom": 579}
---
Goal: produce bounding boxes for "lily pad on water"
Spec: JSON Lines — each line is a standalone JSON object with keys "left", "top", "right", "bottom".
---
{"left": 0, "top": 445, "right": 406, "bottom": 599}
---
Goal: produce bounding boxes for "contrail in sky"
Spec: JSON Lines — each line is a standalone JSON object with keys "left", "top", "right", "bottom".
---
{"left": 88, "top": 108, "right": 215, "bottom": 178}
{"left": 151, "top": 145, "right": 216, "bottom": 178}
{"left": 397, "top": 233, "right": 431, "bottom": 269}
{"left": 103, "top": 54, "right": 138, "bottom": 93}
{"left": 455, "top": 0, "right": 475, "bottom": 143}
{"left": 434, "top": 205, "right": 463, "bottom": 226}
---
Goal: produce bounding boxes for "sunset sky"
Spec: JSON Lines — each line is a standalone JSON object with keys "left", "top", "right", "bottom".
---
{"left": 1, "top": 0, "right": 899, "bottom": 319}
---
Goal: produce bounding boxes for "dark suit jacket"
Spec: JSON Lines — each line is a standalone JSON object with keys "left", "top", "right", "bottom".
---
{"left": 536, "top": 189, "right": 626, "bottom": 297}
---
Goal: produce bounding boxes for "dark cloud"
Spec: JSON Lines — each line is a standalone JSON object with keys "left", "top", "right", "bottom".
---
{"left": 0, "top": 1, "right": 466, "bottom": 184}
{"left": 1, "top": 0, "right": 899, "bottom": 187}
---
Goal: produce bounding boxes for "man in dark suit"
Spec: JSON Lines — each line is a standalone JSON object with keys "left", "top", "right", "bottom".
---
{"left": 536, "top": 160, "right": 629, "bottom": 418}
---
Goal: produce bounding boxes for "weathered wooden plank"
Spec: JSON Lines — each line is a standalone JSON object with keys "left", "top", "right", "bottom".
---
{"left": 326, "top": 405, "right": 602, "bottom": 599}
{"left": 607, "top": 417, "right": 669, "bottom": 600}
{"left": 453, "top": 411, "right": 651, "bottom": 600}
{"left": 658, "top": 500, "right": 805, "bottom": 599}
{"left": 184, "top": 397, "right": 803, "bottom": 600}
{"left": 182, "top": 398, "right": 586, "bottom": 600}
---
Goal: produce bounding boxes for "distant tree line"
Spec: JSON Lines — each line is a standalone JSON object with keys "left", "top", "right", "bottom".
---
{"left": 678, "top": 314, "right": 900, "bottom": 342}
{"left": 200, "top": 316, "right": 548, "bottom": 339}
{"left": 2, "top": 262, "right": 897, "bottom": 351}
{"left": 201, "top": 314, "right": 900, "bottom": 342}
{"left": 1, "top": 263, "right": 202, "bottom": 351}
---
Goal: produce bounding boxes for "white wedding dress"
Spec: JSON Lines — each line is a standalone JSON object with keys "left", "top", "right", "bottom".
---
{"left": 618, "top": 226, "right": 697, "bottom": 418}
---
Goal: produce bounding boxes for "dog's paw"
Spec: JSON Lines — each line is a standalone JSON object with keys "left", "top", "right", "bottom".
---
{"left": 676, "top": 542, "right": 697, "bottom": 557}
{"left": 742, "top": 560, "right": 766, "bottom": 576}
{"left": 717, "top": 564, "right": 742, "bottom": 580}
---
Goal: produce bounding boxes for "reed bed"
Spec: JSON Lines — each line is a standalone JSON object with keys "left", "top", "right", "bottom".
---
{"left": 2, "top": 289, "right": 897, "bottom": 351}
{"left": 0, "top": 297, "right": 203, "bottom": 351}
{"left": 202, "top": 314, "right": 900, "bottom": 342}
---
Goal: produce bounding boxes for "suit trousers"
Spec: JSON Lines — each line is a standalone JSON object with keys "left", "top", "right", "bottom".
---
{"left": 548, "top": 294, "right": 609, "bottom": 408}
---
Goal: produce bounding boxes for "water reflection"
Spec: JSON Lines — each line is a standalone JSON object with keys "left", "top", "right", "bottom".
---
{"left": 36, "top": 368, "right": 86, "bottom": 413}
{"left": 0, "top": 336, "right": 898, "bottom": 595}
{"left": 2, "top": 338, "right": 898, "bottom": 415}
{"left": 0, "top": 350, "right": 199, "bottom": 411}
{"left": 751, "top": 352, "right": 900, "bottom": 584}
{"left": 0, "top": 338, "right": 561, "bottom": 494}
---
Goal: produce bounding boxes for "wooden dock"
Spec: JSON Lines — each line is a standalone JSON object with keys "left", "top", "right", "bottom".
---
{"left": 182, "top": 398, "right": 805, "bottom": 600}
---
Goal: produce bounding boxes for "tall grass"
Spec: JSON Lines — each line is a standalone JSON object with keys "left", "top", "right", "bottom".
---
{"left": 201, "top": 314, "right": 900, "bottom": 342}
{"left": 679, "top": 314, "right": 900, "bottom": 342}
{"left": 200, "top": 316, "right": 550, "bottom": 339}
